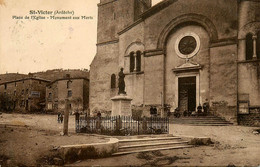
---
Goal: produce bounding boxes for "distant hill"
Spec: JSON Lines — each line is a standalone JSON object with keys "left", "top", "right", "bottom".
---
{"left": 31, "top": 69, "right": 89, "bottom": 81}
{"left": 0, "top": 73, "right": 28, "bottom": 84}
{"left": 0, "top": 69, "right": 89, "bottom": 84}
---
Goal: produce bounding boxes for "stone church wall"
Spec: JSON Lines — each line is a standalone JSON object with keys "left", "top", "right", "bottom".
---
{"left": 165, "top": 25, "right": 210, "bottom": 108}
{"left": 237, "top": 1, "right": 260, "bottom": 125}
{"left": 90, "top": 0, "right": 151, "bottom": 115}
{"left": 143, "top": 55, "right": 164, "bottom": 106}
{"left": 89, "top": 43, "right": 119, "bottom": 115}
{"left": 143, "top": 0, "right": 237, "bottom": 51}
{"left": 90, "top": 0, "right": 260, "bottom": 125}
{"left": 209, "top": 44, "right": 238, "bottom": 123}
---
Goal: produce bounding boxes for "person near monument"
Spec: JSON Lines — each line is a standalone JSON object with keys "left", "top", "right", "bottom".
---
{"left": 75, "top": 111, "right": 80, "bottom": 124}
{"left": 118, "top": 68, "right": 126, "bottom": 94}
{"left": 96, "top": 112, "right": 102, "bottom": 130}
{"left": 203, "top": 99, "right": 209, "bottom": 116}
{"left": 57, "top": 112, "right": 61, "bottom": 123}
{"left": 174, "top": 107, "right": 181, "bottom": 118}
{"left": 60, "top": 113, "right": 63, "bottom": 123}
{"left": 197, "top": 104, "right": 202, "bottom": 116}
{"left": 150, "top": 106, "right": 153, "bottom": 116}
{"left": 153, "top": 107, "right": 158, "bottom": 116}
{"left": 97, "top": 112, "right": 101, "bottom": 118}
{"left": 150, "top": 106, "right": 157, "bottom": 116}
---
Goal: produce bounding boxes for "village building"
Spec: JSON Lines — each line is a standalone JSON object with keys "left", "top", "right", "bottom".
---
{"left": 46, "top": 75, "right": 89, "bottom": 114}
{"left": 90, "top": 0, "right": 260, "bottom": 126}
{"left": 0, "top": 77, "right": 50, "bottom": 112}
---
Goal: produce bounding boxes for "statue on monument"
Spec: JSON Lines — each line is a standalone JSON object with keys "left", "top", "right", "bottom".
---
{"left": 118, "top": 68, "right": 126, "bottom": 95}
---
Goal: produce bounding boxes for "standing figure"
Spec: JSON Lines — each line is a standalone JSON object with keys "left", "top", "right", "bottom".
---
{"left": 153, "top": 107, "right": 158, "bottom": 116}
{"left": 57, "top": 112, "right": 61, "bottom": 123}
{"left": 60, "top": 114, "right": 63, "bottom": 123}
{"left": 203, "top": 99, "right": 209, "bottom": 116}
{"left": 118, "top": 68, "right": 126, "bottom": 94}
{"left": 174, "top": 107, "right": 181, "bottom": 118}
{"left": 75, "top": 111, "right": 80, "bottom": 124}
{"left": 96, "top": 112, "right": 102, "bottom": 130}
{"left": 97, "top": 112, "right": 101, "bottom": 118}
{"left": 150, "top": 106, "right": 154, "bottom": 116}
{"left": 197, "top": 104, "right": 202, "bottom": 116}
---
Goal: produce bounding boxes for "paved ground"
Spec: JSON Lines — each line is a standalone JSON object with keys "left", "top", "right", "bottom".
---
{"left": 0, "top": 113, "right": 260, "bottom": 166}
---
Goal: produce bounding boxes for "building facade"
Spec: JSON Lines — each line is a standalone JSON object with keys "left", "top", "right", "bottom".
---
{"left": 90, "top": 0, "right": 260, "bottom": 126}
{"left": 0, "top": 77, "right": 50, "bottom": 112}
{"left": 46, "top": 76, "right": 89, "bottom": 114}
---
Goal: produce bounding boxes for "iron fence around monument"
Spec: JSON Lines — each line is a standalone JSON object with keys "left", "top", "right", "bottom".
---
{"left": 75, "top": 115, "right": 169, "bottom": 135}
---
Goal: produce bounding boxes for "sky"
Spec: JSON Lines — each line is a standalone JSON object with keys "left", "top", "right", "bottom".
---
{"left": 0, "top": 0, "right": 162, "bottom": 74}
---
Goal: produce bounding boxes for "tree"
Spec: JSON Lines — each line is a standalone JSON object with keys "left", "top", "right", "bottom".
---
{"left": 0, "top": 94, "right": 13, "bottom": 111}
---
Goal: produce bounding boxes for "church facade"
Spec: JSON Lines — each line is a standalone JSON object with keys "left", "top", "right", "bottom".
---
{"left": 90, "top": 0, "right": 260, "bottom": 126}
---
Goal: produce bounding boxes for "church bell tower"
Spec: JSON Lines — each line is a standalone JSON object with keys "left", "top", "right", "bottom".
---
{"left": 97, "top": 0, "right": 152, "bottom": 44}
{"left": 89, "top": 0, "right": 151, "bottom": 114}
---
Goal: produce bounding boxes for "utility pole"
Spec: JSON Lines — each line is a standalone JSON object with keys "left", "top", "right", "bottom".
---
{"left": 63, "top": 99, "right": 69, "bottom": 135}
{"left": 161, "top": 92, "right": 164, "bottom": 117}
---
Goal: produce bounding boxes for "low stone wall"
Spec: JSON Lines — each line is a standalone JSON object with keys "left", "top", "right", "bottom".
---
{"left": 211, "top": 101, "right": 237, "bottom": 124}
{"left": 238, "top": 113, "right": 260, "bottom": 127}
{"left": 59, "top": 138, "right": 119, "bottom": 164}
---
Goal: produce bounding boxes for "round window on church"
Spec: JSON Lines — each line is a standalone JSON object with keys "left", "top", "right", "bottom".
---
{"left": 178, "top": 36, "right": 197, "bottom": 55}
{"left": 175, "top": 32, "right": 200, "bottom": 59}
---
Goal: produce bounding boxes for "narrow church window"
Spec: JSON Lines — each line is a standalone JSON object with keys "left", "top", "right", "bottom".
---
{"left": 130, "top": 52, "right": 135, "bottom": 72}
{"left": 246, "top": 33, "right": 253, "bottom": 60}
{"left": 256, "top": 31, "right": 260, "bottom": 59}
{"left": 111, "top": 74, "right": 116, "bottom": 89}
{"left": 136, "top": 51, "right": 142, "bottom": 72}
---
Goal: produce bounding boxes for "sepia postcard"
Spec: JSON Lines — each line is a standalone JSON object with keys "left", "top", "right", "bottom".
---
{"left": 0, "top": 0, "right": 260, "bottom": 166}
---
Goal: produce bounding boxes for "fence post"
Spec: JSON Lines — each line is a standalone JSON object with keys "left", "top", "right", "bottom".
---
{"left": 168, "top": 117, "right": 170, "bottom": 134}
{"left": 138, "top": 117, "right": 139, "bottom": 135}
{"left": 63, "top": 99, "right": 69, "bottom": 135}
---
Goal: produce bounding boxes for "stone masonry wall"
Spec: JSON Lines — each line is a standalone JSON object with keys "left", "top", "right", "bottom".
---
{"left": 165, "top": 25, "right": 210, "bottom": 108}
{"left": 144, "top": 0, "right": 237, "bottom": 50}
{"left": 46, "top": 79, "right": 87, "bottom": 114}
{"left": 0, "top": 79, "right": 49, "bottom": 112}
{"left": 209, "top": 44, "right": 237, "bottom": 123}
{"left": 90, "top": 43, "right": 119, "bottom": 115}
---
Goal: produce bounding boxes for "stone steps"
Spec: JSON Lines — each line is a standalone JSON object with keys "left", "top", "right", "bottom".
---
{"left": 113, "top": 136, "right": 191, "bottom": 156}
{"left": 118, "top": 136, "right": 181, "bottom": 146}
{"left": 171, "top": 120, "right": 232, "bottom": 124}
{"left": 113, "top": 145, "right": 192, "bottom": 156}
{"left": 170, "top": 115, "right": 232, "bottom": 126}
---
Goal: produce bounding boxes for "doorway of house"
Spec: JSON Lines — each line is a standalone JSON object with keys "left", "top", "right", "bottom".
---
{"left": 25, "top": 100, "right": 29, "bottom": 111}
{"left": 178, "top": 76, "right": 196, "bottom": 113}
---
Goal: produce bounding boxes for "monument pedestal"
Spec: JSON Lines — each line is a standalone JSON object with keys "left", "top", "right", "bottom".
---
{"left": 111, "top": 94, "right": 132, "bottom": 116}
